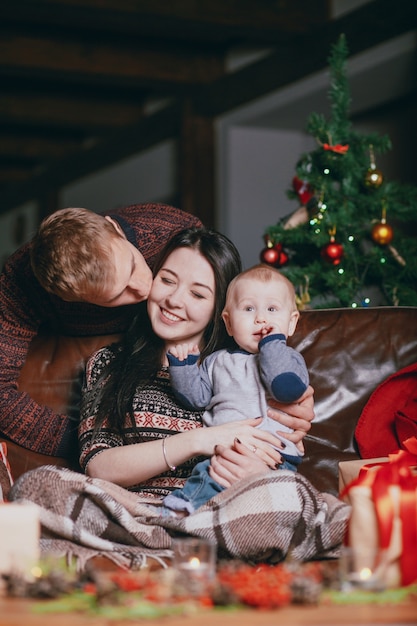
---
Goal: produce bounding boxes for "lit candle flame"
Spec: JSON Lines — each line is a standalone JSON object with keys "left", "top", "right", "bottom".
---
{"left": 359, "top": 567, "right": 372, "bottom": 581}
{"left": 30, "top": 565, "right": 43, "bottom": 578}
{"left": 189, "top": 557, "right": 201, "bottom": 569}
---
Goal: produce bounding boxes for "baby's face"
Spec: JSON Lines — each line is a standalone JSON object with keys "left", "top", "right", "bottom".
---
{"left": 222, "top": 276, "right": 299, "bottom": 353}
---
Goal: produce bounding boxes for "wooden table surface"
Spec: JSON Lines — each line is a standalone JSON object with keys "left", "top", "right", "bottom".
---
{"left": 1, "top": 557, "right": 416, "bottom": 625}
{"left": 1, "top": 595, "right": 417, "bottom": 626}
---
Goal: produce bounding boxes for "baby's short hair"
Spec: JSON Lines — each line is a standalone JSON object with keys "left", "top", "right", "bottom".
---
{"left": 225, "top": 263, "right": 297, "bottom": 311}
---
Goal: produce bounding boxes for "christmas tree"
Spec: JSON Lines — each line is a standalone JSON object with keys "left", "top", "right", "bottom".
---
{"left": 261, "top": 34, "right": 417, "bottom": 309}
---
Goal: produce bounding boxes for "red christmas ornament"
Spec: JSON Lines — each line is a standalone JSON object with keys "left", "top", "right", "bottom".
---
{"left": 260, "top": 246, "right": 280, "bottom": 266}
{"left": 321, "top": 228, "right": 344, "bottom": 265}
{"left": 292, "top": 176, "right": 314, "bottom": 205}
{"left": 260, "top": 240, "right": 288, "bottom": 267}
{"left": 276, "top": 250, "right": 289, "bottom": 267}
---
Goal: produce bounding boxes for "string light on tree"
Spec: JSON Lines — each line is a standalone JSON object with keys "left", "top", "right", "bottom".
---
{"left": 309, "top": 193, "right": 327, "bottom": 225}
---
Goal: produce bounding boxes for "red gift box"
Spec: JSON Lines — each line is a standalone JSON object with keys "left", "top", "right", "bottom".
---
{"left": 341, "top": 437, "right": 417, "bottom": 588}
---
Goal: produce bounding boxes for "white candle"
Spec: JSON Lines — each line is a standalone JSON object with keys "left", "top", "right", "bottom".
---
{"left": 0, "top": 503, "right": 40, "bottom": 575}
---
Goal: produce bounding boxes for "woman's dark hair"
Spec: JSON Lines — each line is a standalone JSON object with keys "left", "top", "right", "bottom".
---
{"left": 89, "top": 227, "right": 242, "bottom": 437}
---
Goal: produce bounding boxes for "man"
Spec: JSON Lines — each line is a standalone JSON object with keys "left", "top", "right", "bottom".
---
{"left": 0, "top": 203, "right": 313, "bottom": 462}
{"left": 0, "top": 203, "right": 202, "bottom": 460}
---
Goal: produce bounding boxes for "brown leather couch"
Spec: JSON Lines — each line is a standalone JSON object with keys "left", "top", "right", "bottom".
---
{"left": 2, "top": 306, "right": 417, "bottom": 496}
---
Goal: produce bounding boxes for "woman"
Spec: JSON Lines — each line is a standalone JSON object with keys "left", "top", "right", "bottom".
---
{"left": 79, "top": 227, "right": 309, "bottom": 498}
{"left": 11, "top": 228, "right": 348, "bottom": 567}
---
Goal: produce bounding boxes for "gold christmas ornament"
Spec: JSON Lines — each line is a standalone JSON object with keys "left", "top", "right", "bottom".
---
{"left": 364, "top": 145, "right": 384, "bottom": 189}
{"left": 296, "top": 276, "right": 311, "bottom": 311}
{"left": 371, "top": 206, "right": 393, "bottom": 245}
{"left": 365, "top": 167, "right": 384, "bottom": 189}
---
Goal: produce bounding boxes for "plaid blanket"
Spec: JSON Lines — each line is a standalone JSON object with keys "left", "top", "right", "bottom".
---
{"left": 10, "top": 466, "right": 350, "bottom": 570}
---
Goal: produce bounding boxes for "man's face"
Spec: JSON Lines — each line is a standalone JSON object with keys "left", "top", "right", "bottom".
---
{"left": 86, "top": 236, "right": 153, "bottom": 307}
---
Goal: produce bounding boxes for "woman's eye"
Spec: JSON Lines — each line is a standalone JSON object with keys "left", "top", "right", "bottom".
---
{"left": 192, "top": 291, "right": 205, "bottom": 299}
{"left": 161, "top": 277, "right": 174, "bottom": 285}
{"left": 245, "top": 306, "right": 254, "bottom": 311}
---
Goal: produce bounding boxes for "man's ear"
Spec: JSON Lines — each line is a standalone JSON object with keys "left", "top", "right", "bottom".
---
{"left": 221, "top": 311, "right": 233, "bottom": 336}
{"left": 104, "top": 215, "right": 125, "bottom": 238}
{"left": 287, "top": 310, "right": 300, "bottom": 337}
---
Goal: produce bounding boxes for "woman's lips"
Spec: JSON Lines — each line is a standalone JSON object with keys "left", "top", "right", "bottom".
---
{"left": 161, "top": 308, "right": 182, "bottom": 323}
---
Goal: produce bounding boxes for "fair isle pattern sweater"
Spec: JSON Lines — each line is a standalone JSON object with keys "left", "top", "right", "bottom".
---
{"left": 79, "top": 347, "right": 204, "bottom": 499}
{"left": 0, "top": 203, "right": 201, "bottom": 458}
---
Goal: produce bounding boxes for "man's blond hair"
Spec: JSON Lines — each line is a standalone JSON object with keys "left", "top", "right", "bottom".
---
{"left": 224, "top": 263, "right": 298, "bottom": 312}
{"left": 30, "top": 208, "right": 124, "bottom": 301}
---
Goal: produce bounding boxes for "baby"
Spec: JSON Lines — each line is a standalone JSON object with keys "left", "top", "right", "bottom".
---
{"left": 164, "top": 264, "right": 309, "bottom": 515}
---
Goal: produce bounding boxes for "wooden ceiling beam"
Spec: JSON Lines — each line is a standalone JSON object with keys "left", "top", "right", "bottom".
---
{"left": 0, "top": 91, "right": 145, "bottom": 130}
{"left": 0, "top": 1, "right": 329, "bottom": 43}
{"left": 0, "top": 33, "right": 225, "bottom": 86}
{"left": 0, "top": 134, "right": 82, "bottom": 160}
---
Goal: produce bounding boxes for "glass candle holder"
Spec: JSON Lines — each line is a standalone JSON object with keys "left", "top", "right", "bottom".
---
{"left": 339, "top": 546, "right": 387, "bottom": 592}
{"left": 172, "top": 537, "right": 216, "bottom": 598}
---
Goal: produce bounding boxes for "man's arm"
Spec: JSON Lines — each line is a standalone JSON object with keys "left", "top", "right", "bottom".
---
{"left": 0, "top": 245, "right": 74, "bottom": 458}
{"left": 114, "top": 203, "right": 203, "bottom": 270}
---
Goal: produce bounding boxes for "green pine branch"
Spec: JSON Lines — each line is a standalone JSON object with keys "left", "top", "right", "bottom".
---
{"left": 263, "top": 34, "right": 417, "bottom": 308}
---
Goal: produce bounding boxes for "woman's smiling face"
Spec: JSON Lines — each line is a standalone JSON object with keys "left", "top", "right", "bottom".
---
{"left": 147, "top": 246, "right": 216, "bottom": 354}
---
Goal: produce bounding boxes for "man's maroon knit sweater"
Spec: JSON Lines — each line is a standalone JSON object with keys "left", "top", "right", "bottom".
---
{"left": 0, "top": 203, "right": 202, "bottom": 459}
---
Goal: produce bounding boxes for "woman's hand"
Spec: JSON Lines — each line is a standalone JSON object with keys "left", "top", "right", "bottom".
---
{"left": 266, "top": 385, "right": 315, "bottom": 453}
{"left": 208, "top": 438, "right": 272, "bottom": 488}
{"left": 199, "top": 417, "right": 283, "bottom": 468}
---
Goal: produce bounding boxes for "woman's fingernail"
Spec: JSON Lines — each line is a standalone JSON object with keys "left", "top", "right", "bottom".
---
{"left": 275, "top": 463, "right": 282, "bottom": 469}
{"left": 281, "top": 442, "right": 286, "bottom": 449}
{"left": 234, "top": 438, "right": 241, "bottom": 444}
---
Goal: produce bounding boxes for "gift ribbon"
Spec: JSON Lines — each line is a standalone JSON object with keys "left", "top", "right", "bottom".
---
{"left": 342, "top": 436, "right": 417, "bottom": 586}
